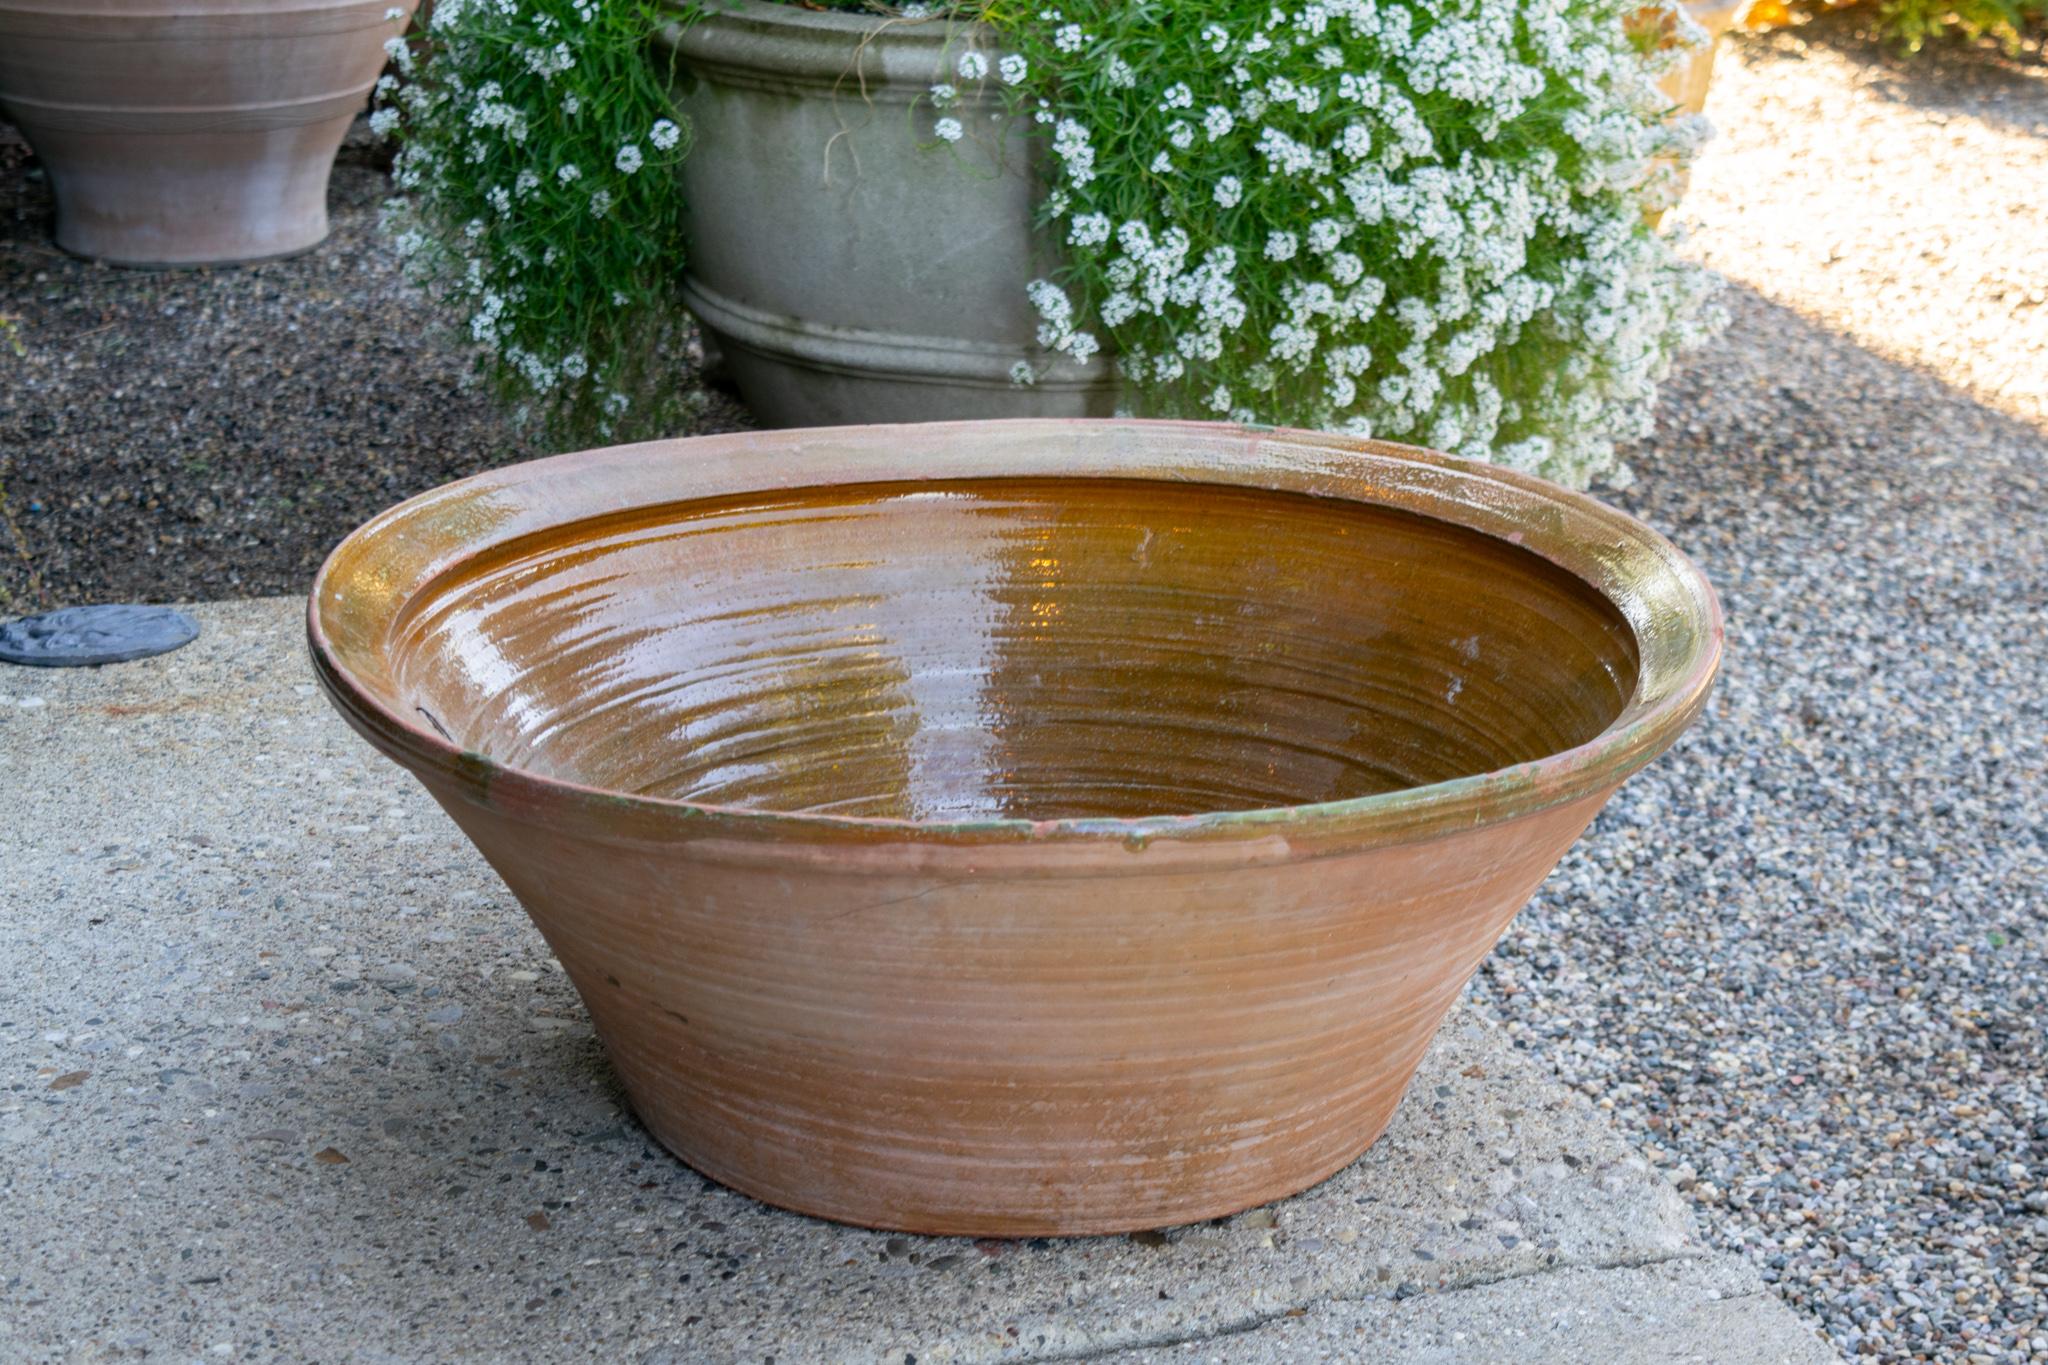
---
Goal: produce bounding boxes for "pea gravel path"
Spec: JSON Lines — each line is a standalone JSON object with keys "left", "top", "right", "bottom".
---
{"left": 1472, "top": 19, "right": 2048, "bottom": 1365}
{"left": 1, "top": 12, "right": 2044, "bottom": 1365}
{"left": 0, "top": 124, "right": 746, "bottom": 612}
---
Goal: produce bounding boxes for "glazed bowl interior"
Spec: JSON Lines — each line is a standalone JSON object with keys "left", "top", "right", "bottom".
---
{"left": 383, "top": 477, "right": 1640, "bottom": 822}
{"left": 311, "top": 420, "right": 1719, "bottom": 840}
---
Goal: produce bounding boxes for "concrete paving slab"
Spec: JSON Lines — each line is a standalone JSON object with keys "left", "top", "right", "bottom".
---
{"left": 1101, "top": 1255, "right": 1838, "bottom": 1364}
{"left": 0, "top": 598, "right": 1836, "bottom": 1363}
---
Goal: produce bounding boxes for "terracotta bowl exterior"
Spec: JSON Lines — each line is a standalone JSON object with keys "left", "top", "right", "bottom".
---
{"left": 0, "top": 0, "right": 417, "bottom": 267}
{"left": 308, "top": 420, "right": 1721, "bottom": 1236}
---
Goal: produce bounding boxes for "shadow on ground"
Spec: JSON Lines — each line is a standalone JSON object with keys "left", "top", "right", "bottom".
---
{"left": 1478, "top": 278, "right": 2045, "bottom": 1358}
{"left": 1755, "top": 6, "right": 2048, "bottom": 136}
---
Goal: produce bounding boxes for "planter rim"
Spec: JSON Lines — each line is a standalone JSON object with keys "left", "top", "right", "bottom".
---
{"left": 0, "top": 0, "right": 396, "bottom": 16}
{"left": 666, "top": 0, "right": 954, "bottom": 41}
{"left": 660, "top": 0, "right": 988, "bottom": 101}
{"left": 308, "top": 419, "right": 1721, "bottom": 853}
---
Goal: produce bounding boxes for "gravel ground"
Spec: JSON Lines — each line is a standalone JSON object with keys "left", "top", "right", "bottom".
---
{"left": 1, "top": 14, "right": 2044, "bottom": 1365}
{"left": 0, "top": 123, "right": 746, "bottom": 612}
{"left": 1473, "top": 18, "right": 2048, "bottom": 1364}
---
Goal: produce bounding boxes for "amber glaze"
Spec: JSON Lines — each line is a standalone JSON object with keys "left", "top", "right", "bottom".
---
{"left": 310, "top": 420, "right": 1721, "bottom": 1235}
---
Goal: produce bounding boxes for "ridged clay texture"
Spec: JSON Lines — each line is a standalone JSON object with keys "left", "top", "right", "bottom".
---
{"left": 0, "top": 0, "right": 418, "bottom": 267}
{"left": 309, "top": 420, "right": 1722, "bottom": 1236}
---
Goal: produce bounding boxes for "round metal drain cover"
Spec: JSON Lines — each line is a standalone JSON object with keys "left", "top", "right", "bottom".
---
{"left": 0, "top": 605, "right": 200, "bottom": 667}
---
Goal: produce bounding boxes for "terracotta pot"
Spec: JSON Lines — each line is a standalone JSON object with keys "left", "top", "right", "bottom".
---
{"left": 1662, "top": 0, "right": 1745, "bottom": 116}
{"left": 308, "top": 420, "right": 1721, "bottom": 1236}
{"left": 0, "top": 0, "right": 418, "bottom": 267}
{"left": 1632, "top": 0, "right": 1741, "bottom": 227}
{"left": 657, "top": 1, "right": 1116, "bottom": 426}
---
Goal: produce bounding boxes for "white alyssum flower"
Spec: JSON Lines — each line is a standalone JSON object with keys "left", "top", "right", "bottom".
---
{"left": 934, "top": 117, "right": 964, "bottom": 143}
{"left": 1051, "top": 118, "right": 1095, "bottom": 185}
{"left": 999, "top": 54, "right": 1029, "bottom": 84}
{"left": 615, "top": 144, "right": 643, "bottom": 175}
{"left": 649, "top": 119, "right": 682, "bottom": 151}
{"left": 1069, "top": 212, "right": 1112, "bottom": 247}
{"left": 1026, "top": 277, "right": 1101, "bottom": 365}
{"left": 522, "top": 40, "right": 575, "bottom": 80}
{"left": 957, "top": 50, "right": 989, "bottom": 81}
{"left": 1008, "top": 0, "right": 1724, "bottom": 488}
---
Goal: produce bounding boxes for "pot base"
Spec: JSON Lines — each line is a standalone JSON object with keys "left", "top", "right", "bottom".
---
{"left": 37, "top": 122, "right": 343, "bottom": 269}
{"left": 632, "top": 1071, "right": 1411, "bottom": 1238}
{"left": 685, "top": 277, "right": 1118, "bottom": 427}
{"left": 55, "top": 235, "right": 331, "bottom": 272}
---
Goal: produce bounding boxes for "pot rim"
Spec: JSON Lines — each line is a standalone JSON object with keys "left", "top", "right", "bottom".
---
{"left": 659, "top": 0, "right": 989, "bottom": 102}
{"left": 307, "top": 419, "right": 1721, "bottom": 851}
{"left": 0, "top": 0, "right": 404, "bottom": 19}
{"left": 667, "top": 0, "right": 954, "bottom": 40}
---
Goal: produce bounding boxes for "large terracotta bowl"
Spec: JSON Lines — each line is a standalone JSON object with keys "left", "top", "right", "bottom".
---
{"left": 308, "top": 420, "right": 1721, "bottom": 1236}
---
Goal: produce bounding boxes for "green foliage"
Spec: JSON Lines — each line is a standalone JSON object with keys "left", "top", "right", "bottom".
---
{"left": 378, "top": 0, "right": 699, "bottom": 447}
{"left": 1870, "top": 0, "right": 2046, "bottom": 52}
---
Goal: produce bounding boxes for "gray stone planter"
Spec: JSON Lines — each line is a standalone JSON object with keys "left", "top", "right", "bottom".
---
{"left": 658, "top": 0, "right": 1114, "bottom": 427}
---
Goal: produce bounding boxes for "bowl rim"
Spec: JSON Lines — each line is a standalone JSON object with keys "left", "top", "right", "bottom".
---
{"left": 307, "top": 418, "right": 1722, "bottom": 851}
